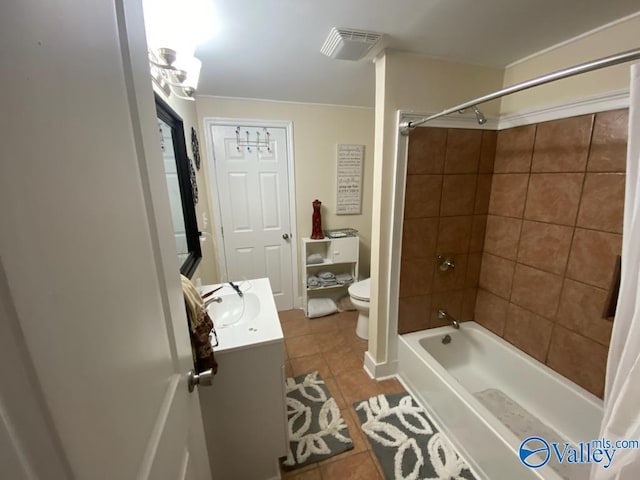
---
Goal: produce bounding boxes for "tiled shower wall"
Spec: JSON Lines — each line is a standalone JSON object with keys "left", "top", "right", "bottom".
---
{"left": 399, "top": 128, "right": 496, "bottom": 332}
{"left": 399, "top": 109, "right": 628, "bottom": 398}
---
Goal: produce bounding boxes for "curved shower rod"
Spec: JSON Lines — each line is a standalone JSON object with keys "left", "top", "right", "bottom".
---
{"left": 399, "top": 47, "right": 640, "bottom": 136}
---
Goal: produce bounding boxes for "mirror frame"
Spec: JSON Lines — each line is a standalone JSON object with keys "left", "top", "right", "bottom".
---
{"left": 154, "top": 93, "right": 202, "bottom": 278}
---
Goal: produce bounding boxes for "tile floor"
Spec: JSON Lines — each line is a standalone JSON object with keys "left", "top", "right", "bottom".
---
{"left": 278, "top": 309, "right": 406, "bottom": 480}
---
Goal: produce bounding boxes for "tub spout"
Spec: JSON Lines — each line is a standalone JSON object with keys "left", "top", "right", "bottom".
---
{"left": 437, "top": 309, "right": 460, "bottom": 329}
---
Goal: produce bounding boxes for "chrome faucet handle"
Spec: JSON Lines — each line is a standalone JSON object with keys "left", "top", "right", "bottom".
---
{"left": 204, "top": 296, "right": 222, "bottom": 308}
{"left": 437, "top": 309, "right": 448, "bottom": 320}
{"left": 437, "top": 255, "right": 456, "bottom": 272}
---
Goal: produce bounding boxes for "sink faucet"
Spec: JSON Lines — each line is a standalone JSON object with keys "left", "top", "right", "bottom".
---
{"left": 229, "top": 281, "right": 243, "bottom": 298}
{"left": 204, "top": 296, "right": 222, "bottom": 308}
{"left": 437, "top": 309, "right": 460, "bottom": 329}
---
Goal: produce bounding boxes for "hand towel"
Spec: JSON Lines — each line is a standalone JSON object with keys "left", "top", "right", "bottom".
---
{"left": 181, "top": 275, "right": 218, "bottom": 375}
{"left": 307, "top": 274, "right": 321, "bottom": 288}
{"left": 307, "top": 253, "right": 324, "bottom": 264}
{"left": 335, "top": 272, "right": 354, "bottom": 285}
{"left": 317, "top": 271, "right": 336, "bottom": 280}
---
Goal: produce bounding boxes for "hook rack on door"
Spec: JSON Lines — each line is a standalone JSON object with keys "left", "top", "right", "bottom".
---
{"left": 235, "top": 127, "right": 272, "bottom": 153}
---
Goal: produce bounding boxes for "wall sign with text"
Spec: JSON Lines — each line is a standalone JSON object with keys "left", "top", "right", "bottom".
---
{"left": 336, "top": 144, "right": 364, "bottom": 215}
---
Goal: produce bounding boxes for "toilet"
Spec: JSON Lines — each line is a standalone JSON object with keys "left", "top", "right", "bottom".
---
{"left": 348, "top": 278, "right": 370, "bottom": 340}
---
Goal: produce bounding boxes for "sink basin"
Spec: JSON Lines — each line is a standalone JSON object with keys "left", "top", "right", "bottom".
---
{"left": 208, "top": 291, "right": 260, "bottom": 327}
{"left": 200, "top": 278, "right": 283, "bottom": 353}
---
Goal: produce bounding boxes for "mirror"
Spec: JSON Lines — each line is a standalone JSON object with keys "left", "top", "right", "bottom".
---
{"left": 155, "top": 94, "right": 201, "bottom": 277}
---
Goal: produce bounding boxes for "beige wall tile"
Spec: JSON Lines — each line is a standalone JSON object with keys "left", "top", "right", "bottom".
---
{"left": 441, "top": 174, "right": 478, "bottom": 216}
{"left": 465, "top": 252, "right": 483, "bottom": 288}
{"left": 576, "top": 173, "right": 625, "bottom": 233}
{"left": 524, "top": 173, "right": 583, "bottom": 225}
{"left": 461, "top": 288, "right": 478, "bottom": 320}
{"left": 474, "top": 288, "right": 508, "bottom": 335}
{"left": 478, "top": 253, "right": 515, "bottom": 299}
{"left": 547, "top": 326, "right": 608, "bottom": 397}
{"left": 469, "top": 215, "right": 488, "bottom": 252}
{"left": 398, "top": 295, "right": 431, "bottom": 334}
{"left": 402, "top": 217, "right": 439, "bottom": 259}
{"left": 531, "top": 115, "right": 593, "bottom": 172}
{"left": 494, "top": 125, "right": 535, "bottom": 173}
{"left": 404, "top": 175, "right": 442, "bottom": 218}
{"left": 566, "top": 228, "right": 622, "bottom": 289}
{"left": 484, "top": 215, "right": 522, "bottom": 260}
{"left": 556, "top": 279, "right": 612, "bottom": 346}
{"left": 444, "top": 129, "right": 482, "bottom": 173}
{"left": 437, "top": 216, "right": 473, "bottom": 254}
{"left": 407, "top": 127, "right": 447, "bottom": 174}
{"left": 510, "top": 264, "right": 563, "bottom": 319}
{"left": 516, "top": 221, "right": 573, "bottom": 275}
{"left": 488, "top": 174, "right": 529, "bottom": 217}
{"left": 474, "top": 174, "right": 493, "bottom": 214}
{"left": 504, "top": 303, "right": 553, "bottom": 362}
{"left": 479, "top": 130, "right": 497, "bottom": 173}
{"left": 587, "top": 109, "right": 629, "bottom": 172}
{"left": 399, "top": 258, "right": 434, "bottom": 298}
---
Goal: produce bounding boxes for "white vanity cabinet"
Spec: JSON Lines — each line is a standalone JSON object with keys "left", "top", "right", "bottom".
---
{"left": 198, "top": 278, "right": 288, "bottom": 480}
{"left": 302, "top": 236, "right": 359, "bottom": 316}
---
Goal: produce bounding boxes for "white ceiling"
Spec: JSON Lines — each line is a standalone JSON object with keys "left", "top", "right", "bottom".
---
{"left": 194, "top": 0, "right": 640, "bottom": 107}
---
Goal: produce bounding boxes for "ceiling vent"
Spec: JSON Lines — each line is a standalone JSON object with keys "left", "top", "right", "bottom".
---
{"left": 320, "top": 27, "right": 382, "bottom": 61}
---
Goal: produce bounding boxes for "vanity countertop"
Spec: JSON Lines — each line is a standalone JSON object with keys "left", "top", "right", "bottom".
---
{"left": 200, "top": 277, "right": 283, "bottom": 353}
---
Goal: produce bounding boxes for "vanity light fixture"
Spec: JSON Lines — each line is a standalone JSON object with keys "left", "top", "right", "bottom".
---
{"left": 149, "top": 48, "right": 202, "bottom": 101}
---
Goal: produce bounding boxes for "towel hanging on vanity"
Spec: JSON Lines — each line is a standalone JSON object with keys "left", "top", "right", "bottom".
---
{"left": 181, "top": 275, "right": 218, "bottom": 375}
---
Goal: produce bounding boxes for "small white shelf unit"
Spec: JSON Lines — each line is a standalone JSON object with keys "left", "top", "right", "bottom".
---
{"left": 302, "top": 236, "right": 359, "bottom": 316}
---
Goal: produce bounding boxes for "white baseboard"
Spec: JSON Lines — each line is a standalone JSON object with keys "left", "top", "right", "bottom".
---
{"left": 363, "top": 351, "right": 398, "bottom": 379}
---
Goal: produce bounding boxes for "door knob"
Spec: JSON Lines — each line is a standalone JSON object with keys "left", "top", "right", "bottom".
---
{"left": 282, "top": 233, "right": 289, "bottom": 240}
{"left": 188, "top": 369, "right": 213, "bottom": 392}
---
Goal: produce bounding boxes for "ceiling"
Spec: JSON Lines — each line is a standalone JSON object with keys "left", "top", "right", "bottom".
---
{"left": 194, "top": 0, "right": 640, "bottom": 107}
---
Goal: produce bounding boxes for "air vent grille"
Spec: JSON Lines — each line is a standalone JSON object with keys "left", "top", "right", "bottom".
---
{"left": 320, "top": 27, "right": 382, "bottom": 61}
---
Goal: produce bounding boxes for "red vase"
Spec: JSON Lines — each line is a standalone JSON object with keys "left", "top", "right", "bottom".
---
{"left": 311, "top": 199, "right": 324, "bottom": 239}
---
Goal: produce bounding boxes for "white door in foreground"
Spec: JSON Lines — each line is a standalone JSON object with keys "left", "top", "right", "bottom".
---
{"left": 0, "top": 1, "right": 211, "bottom": 479}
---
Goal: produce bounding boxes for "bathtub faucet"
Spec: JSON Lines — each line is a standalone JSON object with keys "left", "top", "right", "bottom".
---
{"left": 437, "top": 309, "right": 460, "bottom": 329}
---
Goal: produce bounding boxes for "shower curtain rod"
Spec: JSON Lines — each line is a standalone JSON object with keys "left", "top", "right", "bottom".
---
{"left": 399, "top": 47, "right": 640, "bottom": 135}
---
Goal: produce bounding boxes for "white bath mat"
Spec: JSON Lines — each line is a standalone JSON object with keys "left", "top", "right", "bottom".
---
{"left": 474, "top": 388, "right": 589, "bottom": 480}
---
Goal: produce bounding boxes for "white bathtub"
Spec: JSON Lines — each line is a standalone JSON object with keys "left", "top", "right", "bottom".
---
{"left": 397, "top": 321, "right": 603, "bottom": 480}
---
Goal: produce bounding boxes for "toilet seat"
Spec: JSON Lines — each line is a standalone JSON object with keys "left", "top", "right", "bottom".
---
{"left": 348, "top": 278, "right": 370, "bottom": 302}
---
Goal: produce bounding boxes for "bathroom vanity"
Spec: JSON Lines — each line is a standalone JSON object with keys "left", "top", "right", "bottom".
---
{"left": 198, "top": 278, "right": 288, "bottom": 480}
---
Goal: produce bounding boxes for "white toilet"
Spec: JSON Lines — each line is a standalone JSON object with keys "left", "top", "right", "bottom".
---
{"left": 348, "top": 278, "right": 370, "bottom": 340}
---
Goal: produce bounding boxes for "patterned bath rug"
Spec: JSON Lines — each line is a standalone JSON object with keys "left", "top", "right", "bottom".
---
{"left": 281, "top": 371, "right": 353, "bottom": 470}
{"left": 353, "top": 393, "right": 477, "bottom": 480}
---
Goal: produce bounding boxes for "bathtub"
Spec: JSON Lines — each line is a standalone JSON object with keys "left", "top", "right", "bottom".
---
{"left": 397, "top": 321, "right": 603, "bottom": 480}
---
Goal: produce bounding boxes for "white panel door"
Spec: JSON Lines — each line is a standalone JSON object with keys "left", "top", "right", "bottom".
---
{"left": 210, "top": 125, "right": 294, "bottom": 310}
{"left": 0, "top": 1, "right": 211, "bottom": 479}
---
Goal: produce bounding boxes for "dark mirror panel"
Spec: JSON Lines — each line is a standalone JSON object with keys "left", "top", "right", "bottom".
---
{"left": 155, "top": 94, "right": 201, "bottom": 278}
